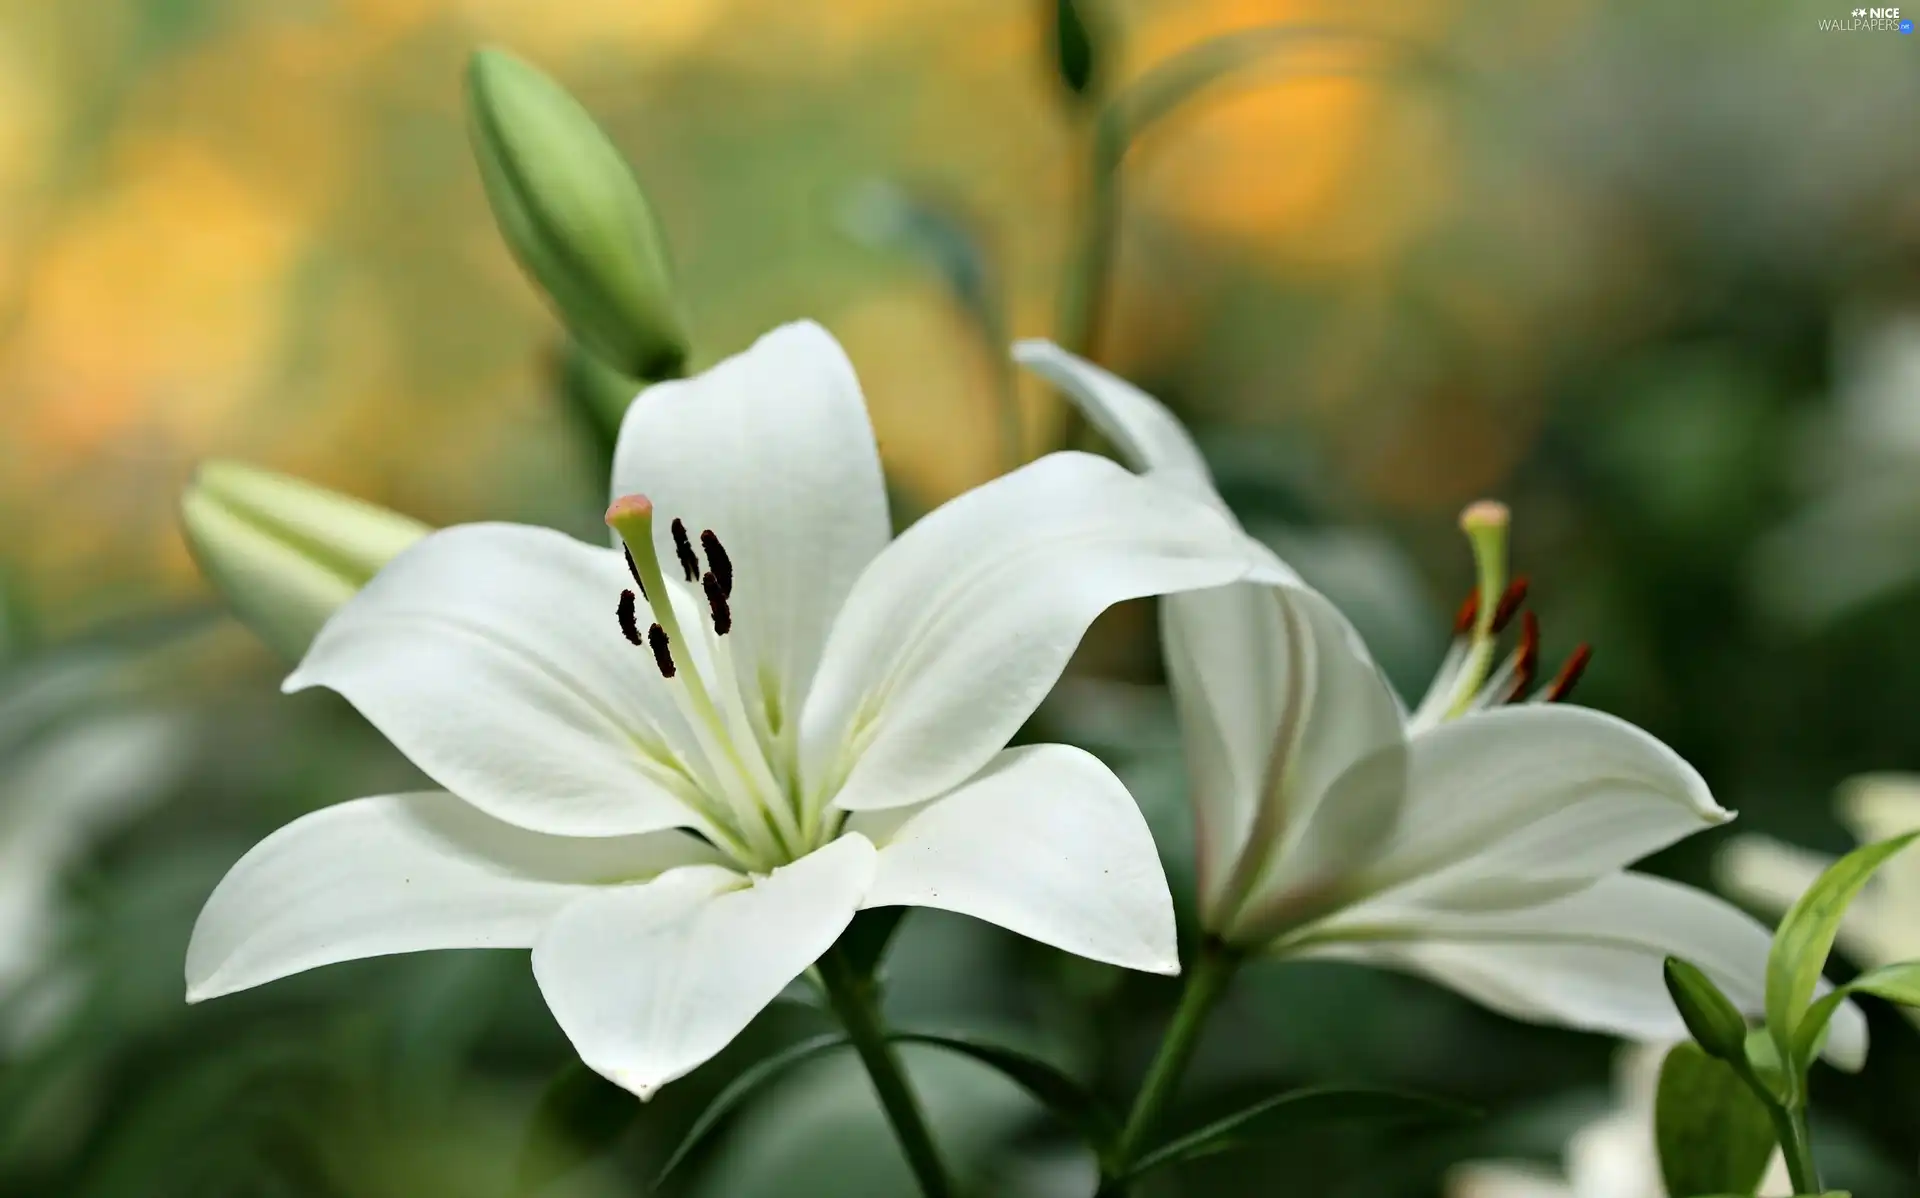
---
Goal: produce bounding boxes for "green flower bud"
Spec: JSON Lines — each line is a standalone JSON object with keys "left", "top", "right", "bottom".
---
{"left": 466, "top": 48, "right": 688, "bottom": 381}
{"left": 1051, "top": 0, "right": 1100, "bottom": 99}
{"left": 1664, "top": 956, "right": 1751, "bottom": 1063}
{"left": 180, "top": 461, "right": 429, "bottom": 662}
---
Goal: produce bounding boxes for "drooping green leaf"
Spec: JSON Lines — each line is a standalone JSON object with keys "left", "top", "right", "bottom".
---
{"left": 1765, "top": 832, "right": 1920, "bottom": 1066}
{"left": 1654, "top": 1042, "right": 1777, "bottom": 1198}
{"left": 513, "top": 1059, "right": 637, "bottom": 1195}
{"left": 1791, "top": 958, "right": 1920, "bottom": 1065}
{"left": 1843, "top": 959, "right": 1920, "bottom": 1007}
{"left": 891, "top": 1030, "right": 1114, "bottom": 1149}
{"left": 1124, "top": 1087, "right": 1474, "bottom": 1182}
{"left": 653, "top": 1033, "right": 851, "bottom": 1186}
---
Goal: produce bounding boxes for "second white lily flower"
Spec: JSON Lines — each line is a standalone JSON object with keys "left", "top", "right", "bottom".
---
{"left": 1018, "top": 341, "right": 1867, "bottom": 1067}
{"left": 186, "top": 322, "right": 1287, "bottom": 1099}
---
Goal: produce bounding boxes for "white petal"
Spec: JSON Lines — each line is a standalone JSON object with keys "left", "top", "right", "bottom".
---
{"left": 1836, "top": 775, "right": 1920, "bottom": 926}
{"left": 1160, "top": 583, "right": 1294, "bottom": 919}
{"left": 1, "top": 711, "right": 186, "bottom": 844}
{"left": 1444, "top": 1162, "right": 1575, "bottom": 1198}
{"left": 805, "top": 451, "right": 1283, "bottom": 813}
{"left": 1565, "top": 1110, "right": 1664, "bottom": 1198}
{"left": 1012, "top": 341, "right": 1220, "bottom": 504}
{"left": 1305, "top": 873, "right": 1869, "bottom": 1070}
{"left": 186, "top": 792, "right": 717, "bottom": 1001}
{"left": 1222, "top": 585, "right": 1409, "bottom": 921}
{"left": 1715, "top": 835, "right": 1832, "bottom": 920}
{"left": 1347, "top": 705, "right": 1729, "bottom": 908}
{"left": 860, "top": 744, "right": 1177, "bottom": 974}
{"left": 611, "top": 322, "right": 891, "bottom": 739}
{"left": 1836, "top": 773, "right": 1920, "bottom": 844}
{"left": 532, "top": 832, "right": 876, "bottom": 1099}
{"left": 286, "top": 523, "right": 708, "bottom": 838}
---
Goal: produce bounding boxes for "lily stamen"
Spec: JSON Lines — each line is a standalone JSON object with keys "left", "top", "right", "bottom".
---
{"left": 703, "top": 571, "right": 732, "bottom": 636}
{"left": 606, "top": 495, "right": 806, "bottom": 864}
{"left": 646, "top": 622, "right": 675, "bottom": 678}
{"left": 700, "top": 530, "right": 732, "bottom": 598}
{"left": 618, "top": 589, "right": 643, "bottom": 647}
{"left": 1491, "top": 577, "right": 1529, "bottom": 634}
{"left": 1540, "top": 644, "right": 1593, "bottom": 703}
{"left": 670, "top": 518, "right": 700, "bottom": 583}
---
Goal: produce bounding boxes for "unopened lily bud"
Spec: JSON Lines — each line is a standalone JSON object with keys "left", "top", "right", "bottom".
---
{"left": 180, "top": 461, "right": 429, "bottom": 661}
{"left": 466, "top": 48, "right": 689, "bottom": 381}
{"left": 1050, "top": 0, "right": 1100, "bottom": 100}
{"left": 1663, "top": 956, "right": 1751, "bottom": 1064}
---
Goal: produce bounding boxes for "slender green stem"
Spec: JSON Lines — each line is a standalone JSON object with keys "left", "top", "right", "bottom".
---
{"left": 1767, "top": 1102, "right": 1821, "bottom": 1195}
{"left": 1730, "top": 1053, "right": 1820, "bottom": 1194}
{"left": 816, "top": 947, "right": 955, "bottom": 1198}
{"left": 1097, "top": 939, "right": 1241, "bottom": 1194}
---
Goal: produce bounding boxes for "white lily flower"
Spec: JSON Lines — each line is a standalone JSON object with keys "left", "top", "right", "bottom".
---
{"left": 1719, "top": 773, "right": 1920, "bottom": 1026}
{"left": 1446, "top": 1042, "right": 1792, "bottom": 1198}
{"left": 1015, "top": 341, "right": 1868, "bottom": 1066}
{"left": 186, "top": 322, "right": 1284, "bottom": 1099}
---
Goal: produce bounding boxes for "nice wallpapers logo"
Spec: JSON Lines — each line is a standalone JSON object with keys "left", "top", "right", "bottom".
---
{"left": 1820, "top": 6, "right": 1916, "bottom": 30}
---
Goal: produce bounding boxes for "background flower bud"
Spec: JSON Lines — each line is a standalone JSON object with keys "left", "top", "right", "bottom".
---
{"left": 1663, "top": 956, "right": 1752, "bottom": 1064}
{"left": 466, "top": 48, "right": 689, "bottom": 381}
{"left": 179, "top": 461, "right": 429, "bottom": 662}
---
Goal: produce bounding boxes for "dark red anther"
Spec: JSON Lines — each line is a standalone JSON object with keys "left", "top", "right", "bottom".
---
{"left": 1510, "top": 610, "right": 1541, "bottom": 699}
{"left": 670, "top": 518, "right": 699, "bottom": 583}
{"left": 702, "top": 571, "right": 732, "bottom": 636}
{"left": 700, "top": 530, "right": 732, "bottom": 599}
{"left": 1491, "top": 576, "right": 1530, "bottom": 634}
{"left": 1544, "top": 644, "right": 1592, "bottom": 702}
{"left": 623, "top": 547, "right": 647, "bottom": 600}
{"left": 617, "top": 590, "right": 643, "bottom": 646}
{"left": 647, "top": 623, "right": 676, "bottom": 679}
{"left": 1452, "top": 591, "right": 1479, "bottom": 636}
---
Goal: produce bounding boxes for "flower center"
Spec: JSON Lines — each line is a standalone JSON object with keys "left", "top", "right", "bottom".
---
{"left": 606, "top": 494, "right": 814, "bottom": 870}
{"left": 1405, "top": 500, "right": 1591, "bottom": 735}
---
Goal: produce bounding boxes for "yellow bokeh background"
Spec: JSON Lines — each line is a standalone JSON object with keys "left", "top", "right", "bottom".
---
{"left": 0, "top": 0, "right": 1526, "bottom": 632}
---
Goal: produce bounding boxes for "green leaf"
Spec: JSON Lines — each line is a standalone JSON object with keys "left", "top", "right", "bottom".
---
{"left": 653, "top": 1033, "right": 851, "bottom": 1186}
{"left": 1665, "top": 956, "right": 1751, "bottom": 1062}
{"left": 890, "top": 1030, "right": 1114, "bottom": 1149}
{"left": 1843, "top": 959, "right": 1920, "bottom": 1007}
{"left": 1125, "top": 1087, "right": 1474, "bottom": 1183}
{"left": 513, "top": 1059, "right": 638, "bottom": 1195}
{"left": 1790, "top": 958, "right": 1920, "bottom": 1065}
{"left": 1654, "top": 1042, "right": 1777, "bottom": 1198}
{"left": 1765, "top": 831, "right": 1920, "bottom": 1068}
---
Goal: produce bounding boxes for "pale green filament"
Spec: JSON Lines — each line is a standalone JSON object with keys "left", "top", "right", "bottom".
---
{"left": 1443, "top": 500, "right": 1510, "bottom": 720}
{"left": 607, "top": 497, "right": 804, "bottom": 867}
